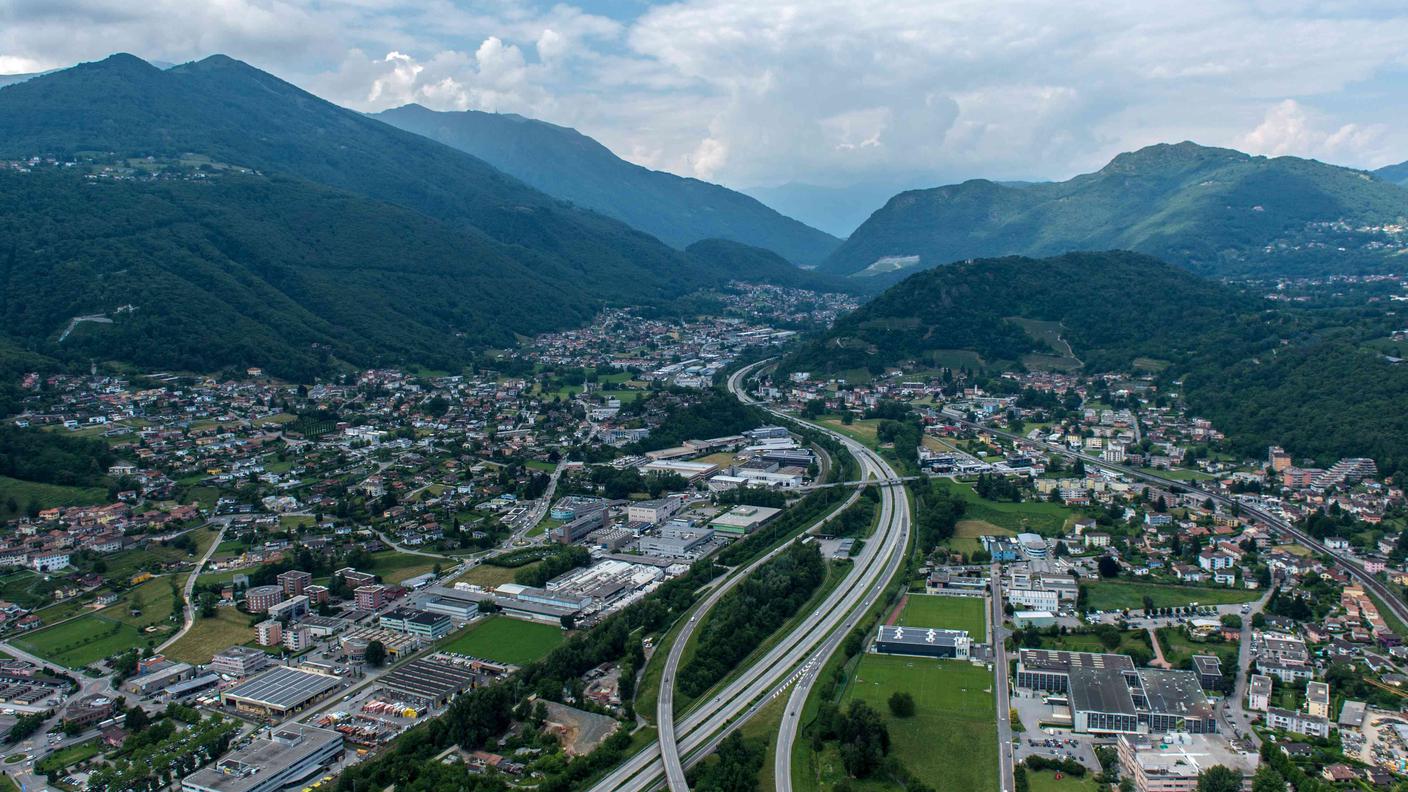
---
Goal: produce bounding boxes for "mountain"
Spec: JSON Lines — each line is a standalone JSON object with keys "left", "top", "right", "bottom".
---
{"left": 0, "top": 54, "right": 837, "bottom": 378}
{"left": 374, "top": 104, "right": 840, "bottom": 266}
{"left": 821, "top": 142, "right": 1408, "bottom": 280}
{"left": 786, "top": 250, "right": 1408, "bottom": 474}
{"left": 1376, "top": 160, "right": 1408, "bottom": 187}
{"left": 782, "top": 251, "right": 1244, "bottom": 378}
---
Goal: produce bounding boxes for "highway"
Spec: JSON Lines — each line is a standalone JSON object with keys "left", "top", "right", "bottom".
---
{"left": 953, "top": 417, "right": 1408, "bottom": 635}
{"left": 592, "top": 361, "right": 911, "bottom": 792}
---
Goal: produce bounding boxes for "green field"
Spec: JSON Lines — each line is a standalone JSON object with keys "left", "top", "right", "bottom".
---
{"left": 365, "top": 550, "right": 440, "bottom": 584}
{"left": 0, "top": 475, "right": 108, "bottom": 519}
{"left": 1027, "top": 768, "right": 1100, "bottom": 792}
{"left": 1154, "top": 627, "right": 1239, "bottom": 669}
{"left": 841, "top": 655, "right": 997, "bottom": 792}
{"left": 1155, "top": 468, "right": 1216, "bottom": 481}
{"left": 15, "top": 614, "right": 148, "bottom": 668}
{"left": 930, "top": 478, "right": 1073, "bottom": 536}
{"left": 456, "top": 562, "right": 535, "bottom": 589}
{"left": 164, "top": 606, "right": 256, "bottom": 664}
{"left": 817, "top": 417, "right": 881, "bottom": 449}
{"left": 898, "top": 594, "right": 987, "bottom": 641}
{"left": 102, "top": 576, "right": 180, "bottom": 630}
{"left": 949, "top": 518, "right": 1013, "bottom": 554}
{"left": 1021, "top": 629, "right": 1152, "bottom": 662}
{"left": 440, "top": 616, "right": 565, "bottom": 666}
{"left": 36, "top": 739, "right": 100, "bottom": 774}
{"left": 1083, "top": 580, "right": 1259, "bottom": 611}
{"left": 0, "top": 570, "right": 51, "bottom": 610}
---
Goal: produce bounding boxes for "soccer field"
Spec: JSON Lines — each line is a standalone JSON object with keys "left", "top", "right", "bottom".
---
{"left": 898, "top": 594, "right": 987, "bottom": 641}
{"left": 440, "top": 616, "right": 566, "bottom": 666}
{"left": 844, "top": 654, "right": 998, "bottom": 792}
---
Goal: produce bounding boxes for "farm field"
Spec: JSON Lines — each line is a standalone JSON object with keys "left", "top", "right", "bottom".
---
{"left": 841, "top": 655, "right": 997, "bottom": 792}
{"left": 164, "top": 606, "right": 256, "bottom": 664}
{"left": 898, "top": 594, "right": 987, "bottom": 641}
{"left": 456, "top": 562, "right": 534, "bottom": 589}
{"left": 1083, "top": 580, "right": 1259, "bottom": 611}
{"left": 949, "top": 518, "right": 1012, "bottom": 554}
{"left": 102, "top": 576, "right": 181, "bottom": 630}
{"left": 440, "top": 616, "right": 565, "bottom": 666}
{"left": 15, "top": 614, "right": 147, "bottom": 668}
{"left": 817, "top": 417, "right": 880, "bottom": 449}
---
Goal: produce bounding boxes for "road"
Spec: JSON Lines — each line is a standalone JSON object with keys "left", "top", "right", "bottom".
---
{"left": 157, "top": 521, "right": 229, "bottom": 653}
{"left": 953, "top": 416, "right": 1408, "bottom": 635}
{"left": 991, "top": 562, "right": 1014, "bottom": 792}
{"left": 1218, "top": 591, "right": 1271, "bottom": 746}
{"left": 593, "top": 361, "right": 911, "bottom": 792}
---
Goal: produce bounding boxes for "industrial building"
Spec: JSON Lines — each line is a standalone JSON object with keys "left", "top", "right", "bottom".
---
{"left": 221, "top": 666, "right": 342, "bottom": 718}
{"left": 210, "top": 647, "right": 272, "bottom": 678}
{"left": 181, "top": 723, "right": 343, "bottom": 792}
{"left": 638, "top": 522, "right": 714, "bottom": 558}
{"left": 708, "top": 505, "right": 782, "bottom": 537}
{"left": 1191, "top": 655, "right": 1223, "bottom": 691}
{"left": 380, "top": 608, "right": 453, "bottom": 640}
{"left": 1116, "top": 733, "right": 1257, "bottom": 792}
{"left": 379, "top": 656, "right": 479, "bottom": 707}
{"left": 1015, "top": 650, "right": 1218, "bottom": 735}
{"left": 125, "top": 662, "right": 195, "bottom": 697}
{"left": 163, "top": 673, "right": 221, "bottom": 702}
{"left": 873, "top": 625, "right": 971, "bottom": 660}
{"left": 420, "top": 588, "right": 481, "bottom": 620}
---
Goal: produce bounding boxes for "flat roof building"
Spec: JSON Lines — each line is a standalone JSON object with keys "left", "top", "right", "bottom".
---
{"left": 221, "top": 666, "right": 341, "bottom": 718}
{"left": 182, "top": 723, "right": 342, "bottom": 792}
{"left": 380, "top": 608, "right": 452, "bottom": 640}
{"left": 1117, "top": 732, "right": 1257, "bottom": 792}
{"left": 1191, "top": 655, "right": 1223, "bottom": 692}
{"left": 874, "top": 625, "right": 971, "bottom": 660}
{"left": 379, "top": 656, "right": 478, "bottom": 706}
{"left": 1248, "top": 674, "right": 1272, "bottom": 712}
{"left": 125, "top": 662, "right": 194, "bottom": 697}
{"left": 1016, "top": 650, "right": 1217, "bottom": 735}
{"left": 210, "top": 647, "right": 272, "bottom": 679}
{"left": 708, "top": 505, "right": 782, "bottom": 537}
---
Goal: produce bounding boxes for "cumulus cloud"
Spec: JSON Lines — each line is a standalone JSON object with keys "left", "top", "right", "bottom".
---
{"left": 3, "top": 0, "right": 1408, "bottom": 186}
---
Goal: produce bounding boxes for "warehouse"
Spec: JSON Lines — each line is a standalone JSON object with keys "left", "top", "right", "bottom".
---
{"left": 708, "top": 505, "right": 782, "bottom": 537}
{"left": 380, "top": 608, "right": 453, "bottom": 640}
{"left": 221, "top": 666, "right": 342, "bottom": 718}
{"left": 181, "top": 724, "right": 343, "bottom": 792}
{"left": 379, "top": 656, "right": 479, "bottom": 707}
{"left": 125, "top": 662, "right": 194, "bottom": 697}
{"left": 1015, "top": 650, "right": 1218, "bottom": 735}
{"left": 421, "top": 588, "right": 481, "bottom": 620}
{"left": 873, "top": 625, "right": 971, "bottom": 660}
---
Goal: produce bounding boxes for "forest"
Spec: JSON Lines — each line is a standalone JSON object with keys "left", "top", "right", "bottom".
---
{"left": 0, "top": 425, "right": 118, "bottom": 487}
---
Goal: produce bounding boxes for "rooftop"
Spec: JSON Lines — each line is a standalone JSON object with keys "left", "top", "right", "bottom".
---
{"left": 222, "top": 666, "right": 340, "bottom": 709}
{"left": 182, "top": 724, "right": 342, "bottom": 792}
{"left": 1121, "top": 732, "right": 1257, "bottom": 778}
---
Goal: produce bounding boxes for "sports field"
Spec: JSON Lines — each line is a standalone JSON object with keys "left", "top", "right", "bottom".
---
{"left": 1083, "top": 579, "right": 1259, "bottom": 611}
{"left": 440, "top": 616, "right": 565, "bottom": 666}
{"left": 898, "top": 594, "right": 987, "bottom": 641}
{"left": 15, "top": 614, "right": 147, "bottom": 669}
{"left": 843, "top": 655, "right": 997, "bottom": 792}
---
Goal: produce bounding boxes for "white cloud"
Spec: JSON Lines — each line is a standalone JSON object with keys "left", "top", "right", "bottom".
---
{"left": 4, "top": 0, "right": 1408, "bottom": 186}
{"left": 1241, "top": 99, "right": 1391, "bottom": 165}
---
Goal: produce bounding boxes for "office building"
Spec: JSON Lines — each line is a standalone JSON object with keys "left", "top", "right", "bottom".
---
{"left": 210, "top": 647, "right": 272, "bottom": 678}
{"left": 380, "top": 608, "right": 453, "bottom": 640}
{"left": 874, "top": 625, "right": 971, "bottom": 660}
{"left": 181, "top": 724, "right": 343, "bottom": 792}
{"left": 1117, "top": 733, "right": 1257, "bottom": 792}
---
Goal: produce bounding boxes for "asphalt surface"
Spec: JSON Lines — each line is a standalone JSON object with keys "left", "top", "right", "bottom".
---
{"left": 590, "top": 361, "right": 911, "bottom": 792}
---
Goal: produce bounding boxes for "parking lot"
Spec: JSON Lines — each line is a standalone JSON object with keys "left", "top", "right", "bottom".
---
{"left": 1010, "top": 687, "right": 1102, "bottom": 771}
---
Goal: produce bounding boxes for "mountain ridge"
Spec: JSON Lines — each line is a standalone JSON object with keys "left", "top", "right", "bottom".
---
{"left": 373, "top": 103, "right": 841, "bottom": 266}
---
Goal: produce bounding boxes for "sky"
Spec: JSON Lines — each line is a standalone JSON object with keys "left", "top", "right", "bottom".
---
{"left": 3, "top": 0, "right": 1408, "bottom": 193}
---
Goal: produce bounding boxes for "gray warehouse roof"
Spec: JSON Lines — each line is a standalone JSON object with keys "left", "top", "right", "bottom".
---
{"left": 223, "top": 666, "right": 340, "bottom": 710}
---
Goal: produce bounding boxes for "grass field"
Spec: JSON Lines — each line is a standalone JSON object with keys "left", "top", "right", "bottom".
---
{"left": 930, "top": 479, "right": 1073, "bottom": 536}
{"left": 0, "top": 475, "right": 108, "bottom": 519}
{"left": 1155, "top": 627, "right": 1239, "bottom": 669}
{"left": 365, "top": 550, "right": 439, "bottom": 584}
{"left": 456, "top": 562, "right": 534, "bottom": 589}
{"left": 1022, "top": 629, "right": 1152, "bottom": 660}
{"left": 898, "top": 594, "right": 987, "bottom": 641}
{"left": 527, "top": 517, "right": 560, "bottom": 539}
{"left": 817, "top": 417, "right": 881, "bottom": 449}
{"left": 949, "top": 518, "right": 1013, "bottom": 554}
{"left": 1083, "top": 580, "right": 1259, "bottom": 611}
{"left": 35, "top": 739, "right": 100, "bottom": 774}
{"left": 841, "top": 655, "right": 997, "bottom": 792}
{"left": 102, "top": 576, "right": 180, "bottom": 630}
{"left": 440, "top": 616, "right": 565, "bottom": 666}
{"left": 525, "top": 460, "right": 556, "bottom": 473}
{"left": 164, "top": 606, "right": 256, "bottom": 664}
{"left": 1027, "top": 769, "right": 1100, "bottom": 792}
{"left": 15, "top": 614, "right": 148, "bottom": 668}
{"left": 0, "top": 570, "right": 50, "bottom": 610}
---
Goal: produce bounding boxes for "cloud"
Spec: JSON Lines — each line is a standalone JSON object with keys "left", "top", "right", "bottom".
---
{"left": 1241, "top": 99, "right": 1391, "bottom": 165}
{"left": 4, "top": 0, "right": 1408, "bottom": 187}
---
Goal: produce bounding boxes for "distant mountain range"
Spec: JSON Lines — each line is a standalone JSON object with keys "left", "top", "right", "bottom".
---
{"left": 820, "top": 142, "right": 1408, "bottom": 280}
{"left": 741, "top": 179, "right": 937, "bottom": 239}
{"left": 0, "top": 54, "right": 834, "bottom": 378}
{"left": 1377, "top": 160, "right": 1408, "bottom": 187}
{"left": 374, "top": 104, "right": 840, "bottom": 267}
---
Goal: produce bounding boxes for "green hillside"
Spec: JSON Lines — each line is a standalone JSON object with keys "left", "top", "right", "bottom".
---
{"left": 0, "top": 54, "right": 836, "bottom": 377}
{"left": 784, "top": 250, "right": 1408, "bottom": 474}
{"left": 376, "top": 104, "right": 841, "bottom": 266}
{"left": 822, "top": 142, "right": 1408, "bottom": 279}
{"left": 1377, "top": 160, "right": 1408, "bottom": 187}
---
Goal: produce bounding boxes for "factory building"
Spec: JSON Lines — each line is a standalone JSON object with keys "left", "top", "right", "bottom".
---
{"left": 182, "top": 724, "right": 343, "bottom": 792}
{"left": 221, "top": 666, "right": 342, "bottom": 718}
{"left": 1016, "top": 650, "right": 1218, "bottom": 735}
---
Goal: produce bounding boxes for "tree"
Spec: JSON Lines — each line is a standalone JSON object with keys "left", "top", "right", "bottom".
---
{"left": 1251, "top": 765, "right": 1285, "bottom": 792}
{"left": 1197, "top": 765, "right": 1242, "bottom": 792}
{"left": 364, "top": 640, "right": 387, "bottom": 667}
{"left": 124, "top": 705, "right": 151, "bottom": 733}
{"left": 888, "top": 691, "right": 916, "bottom": 718}
{"left": 1098, "top": 555, "right": 1120, "bottom": 578}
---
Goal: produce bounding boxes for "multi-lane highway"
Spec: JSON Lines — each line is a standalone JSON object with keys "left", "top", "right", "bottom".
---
{"left": 591, "top": 361, "right": 911, "bottom": 792}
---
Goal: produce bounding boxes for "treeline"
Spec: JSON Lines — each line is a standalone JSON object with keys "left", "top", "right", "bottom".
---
{"left": 515, "top": 546, "right": 591, "bottom": 587}
{"left": 0, "top": 425, "right": 118, "bottom": 487}
{"left": 678, "top": 541, "right": 827, "bottom": 697}
{"left": 630, "top": 390, "right": 763, "bottom": 453}
{"left": 914, "top": 481, "right": 967, "bottom": 553}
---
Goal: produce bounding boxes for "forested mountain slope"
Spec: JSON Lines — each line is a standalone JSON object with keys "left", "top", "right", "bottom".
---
{"left": 376, "top": 104, "right": 841, "bottom": 266}
{"left": 822, "top": 142, "right": 1408, "bottom": 280}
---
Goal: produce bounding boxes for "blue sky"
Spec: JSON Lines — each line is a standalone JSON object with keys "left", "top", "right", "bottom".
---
{"left": 3, "top": 0, "right": 1407, "bottom": 192}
